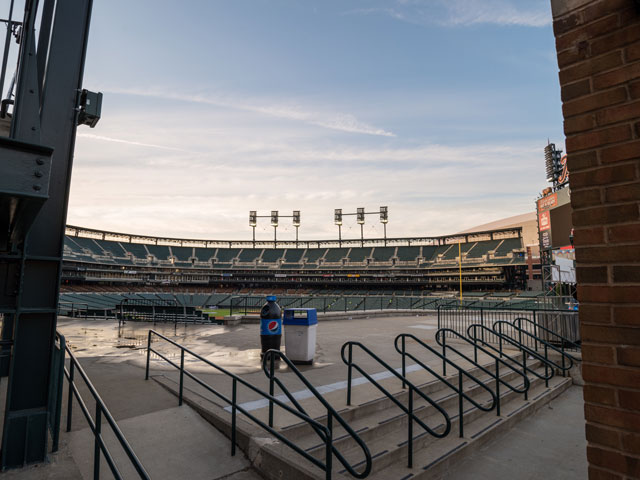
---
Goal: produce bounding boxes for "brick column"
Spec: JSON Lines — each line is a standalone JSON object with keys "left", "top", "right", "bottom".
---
{"left": 550, "top": 0, "right": 640, "bottom": 478}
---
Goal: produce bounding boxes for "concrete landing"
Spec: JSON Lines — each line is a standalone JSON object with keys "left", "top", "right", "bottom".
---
{"left": 67, "top": 405, "right": 261, "bottom": 480}
{"left": 443, "top": 385, "right": 587, "bottom": 479}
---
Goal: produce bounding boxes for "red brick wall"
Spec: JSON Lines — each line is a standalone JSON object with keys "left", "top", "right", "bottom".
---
{"left": 551, "top": 0, "right": 640, "bottom": 478}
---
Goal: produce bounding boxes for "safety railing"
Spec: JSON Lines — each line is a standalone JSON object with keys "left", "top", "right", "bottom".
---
{"left": 435, "top": 328, "right": 530, "bottom": 406}
{"left": 64, "top": 336, "right": 150, "bottom": 479}
{"left": 145, "top": 331, "right": 335, "bottom": 480}
{"left": 513, "top": 317, "right": 580, "bottom": 374}
{"left": 262, "top": 350, "right": 372, "bottom": 478}
{"left": 493, "top": 320, "right": 576, "bottom": 383}
{"left": 437, "top": 306, "right": 580, "bottom": 350}
{"left": 466, "top": 324, "right": 555, "bottom": 389}
{"left": 394, "top": 333, "right": 496, "bottom": 438}
{"left": 341, "top": 341, "right": 451, "bottom": 468}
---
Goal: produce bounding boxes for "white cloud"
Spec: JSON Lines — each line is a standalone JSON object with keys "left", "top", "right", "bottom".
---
{"left": 102, "top": 87, "right": 396, "bottom": 138}
{"left": 345, "top": 0, "right": 551, "bottom": 28}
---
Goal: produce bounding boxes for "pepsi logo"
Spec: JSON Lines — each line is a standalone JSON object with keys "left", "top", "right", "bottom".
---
{"left": 268, "top": 320, "right": 279, "bottom": 332}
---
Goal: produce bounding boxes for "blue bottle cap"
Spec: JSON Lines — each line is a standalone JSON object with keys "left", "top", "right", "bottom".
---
{"left": 266, "top": 295, "right": 277, "bottom": 302}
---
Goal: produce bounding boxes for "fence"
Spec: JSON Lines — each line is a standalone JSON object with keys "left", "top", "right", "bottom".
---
{"left": 437, "top": 306, "right": 580, "bottom": 351}
{"left": 227, "top": 294, "right": 576, "bottom": 316}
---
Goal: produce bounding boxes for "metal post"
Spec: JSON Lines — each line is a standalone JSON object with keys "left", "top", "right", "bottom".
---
{"left": 347, "top": 345, "right": 352, "bottom": 405}
{"left": 401, "top": 336, "right": 407, "bottom": 389}
{"left": 145, "top": 331, "right": 151, "bottom": 380}
{"left": 523, "top": 352, "right": 528, "bottom": 401}
{"left": 383, "top": 223, "right": 387, "bottom": 247}
{"left": 325, "top": 412, "right": 333, "bottom": 480}
{"left": 179, "top": 349, "right": 184, "bottom": 406}
{"left": 66, "top": 361, "right": 75, "bottom": 432}
{"left": 442, "top": 336, "right": 447, "bottom": 376}
{"left": 94, "top": 406, "right": 101, "bottom": 480}
{"left": 408, "top": 386, "right": 413, "bottom": 468}
{"left": 338, "top": 225, "right": 342, "bottom": 248}
{"left": 252, "top": 226, "right": 255, "bottom": 249}
{"left": 495, "top": 359, "right": 501, "bottom": 416}
{"left": 544, "top": 344, "right": 549, "bottom": 388}
{"left": 458, "top": 372, "right": 464, "bottom": 437}
{"left": 231, "top": 378, "right": 237, "bottom": 456}
{"left": 273, "top": 226, "right": 277, "bottom": 249}
{"left": 360, "top": 224, "right": 364, "bottom": 247}
{"left": 268, "top": 353, "right": 275, "bottom": 427}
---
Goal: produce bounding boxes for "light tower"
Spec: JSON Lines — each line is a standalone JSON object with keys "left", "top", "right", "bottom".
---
{"left": 334, "top": 209, "right": 343, "bottom": 247}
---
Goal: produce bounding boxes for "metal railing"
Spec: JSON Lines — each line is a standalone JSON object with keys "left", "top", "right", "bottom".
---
{"left": 493, "top": 320, "right": 576, "bottom": 381}
{"left": 438, "top": 306, "right": 580, "bottom": 350}
{"left": 262, "top": 350, "right": 372, "bottom": 478}
{"left": 64, "top": 336, "right": 150, "bottom": 479}
{"left": 145, "top": 331, "right": 335, "bottom": 479}
{"left": 58, "top": 301, "right": 89, "bottom": 319}
{"left": 513, "top": 317, "right": 580, "bottom": 373}
{"left": 434, "top": 328, "right": 530, "bottom": 406}
{"left": 466, "top": 324, "right": 555, "bottom": 389}
{"left": 394, "top": 333, "right": 496, "bottom": 438}
{"left": 48, "top": 333, "right": 66, "bottom": 452}
{"left": 341, "top": 341, "right": 451, "bottom": 468}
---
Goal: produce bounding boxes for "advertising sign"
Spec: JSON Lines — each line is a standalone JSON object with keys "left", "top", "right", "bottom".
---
{"left": 538, "top": 211, "right": 551, "bottom": 231}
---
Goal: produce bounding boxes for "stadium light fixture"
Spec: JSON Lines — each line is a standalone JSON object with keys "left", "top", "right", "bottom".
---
{"left": 357, "top": 207, "right": 365, "bottom": 247}
{"left": 271, "top": 211, "right": 279, "bottom": 248}
{"left": 293, "top": 210, "right": 301, "bottom": 245}
{"left": 334, "top": 209, "right": 343, "bottom": 247}
{"left": 380, "top": 206, "right": 388, "bottom": 246}
{"left": 249, "top": 211, "right": 257, "bottom": 247}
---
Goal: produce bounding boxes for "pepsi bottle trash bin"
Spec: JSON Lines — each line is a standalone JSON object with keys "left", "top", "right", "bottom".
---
{"left": 282, "top": 308, "right": 317, "bottom": 365}
{"left": 260, "top": 295, "right": 282, "bottom": 357}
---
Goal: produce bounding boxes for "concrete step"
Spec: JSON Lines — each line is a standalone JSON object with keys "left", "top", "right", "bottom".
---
{"left": 368, "top": 375, "right": 572, "bottom": 480}
{"left": 303, "top": 367, "right": 548, "bottom": 477}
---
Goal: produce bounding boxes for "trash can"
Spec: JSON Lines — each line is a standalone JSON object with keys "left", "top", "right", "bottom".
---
{"left": 260, "top": 295, "right": 282, "bottom": 358}
{"left": 283, "top": 308, "right": 317, "bottom": 365}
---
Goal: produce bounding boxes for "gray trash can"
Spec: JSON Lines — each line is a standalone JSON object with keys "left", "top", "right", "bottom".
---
{"left": 282, "top": 308, "right": 317, "bottom": 365}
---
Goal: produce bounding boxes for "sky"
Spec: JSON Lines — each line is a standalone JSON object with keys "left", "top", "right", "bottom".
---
{"left": 67, "top": 0, "right": 564, "bottom": 241}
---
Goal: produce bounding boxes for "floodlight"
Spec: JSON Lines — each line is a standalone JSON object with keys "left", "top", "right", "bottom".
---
{"left": 293, "top": 210, "right": 301, "bottom": 226}
{"left": 380, "top": 206, "right": 388, "bottom": 224}
{"left": 334, "top": 209, "right": 342, "bottom": 225}
{"left": 357, "top": 207, "right": 365, "bottom": 224}
{"left": 271, "top": 210, "right": 279, "bottom": 226}
{"left": 249, "top": 211, "right": 257, "bottom": 227}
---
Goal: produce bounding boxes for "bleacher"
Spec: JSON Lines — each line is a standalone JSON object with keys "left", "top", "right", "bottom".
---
{"left": 62, "top": 225, "right": 528, "bottom": 293}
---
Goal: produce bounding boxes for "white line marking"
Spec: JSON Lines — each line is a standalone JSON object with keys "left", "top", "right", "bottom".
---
{"left": 225, "top": 363, "right": 423, "bottom": 413}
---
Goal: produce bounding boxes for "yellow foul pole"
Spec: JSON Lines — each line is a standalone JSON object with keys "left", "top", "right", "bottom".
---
{"left": 458, "top": 242, "right": 463, "bottom": 304}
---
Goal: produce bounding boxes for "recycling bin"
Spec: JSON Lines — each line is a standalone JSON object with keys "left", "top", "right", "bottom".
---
{"left": 283, "top": 308, "right": 317, "bottom": 365}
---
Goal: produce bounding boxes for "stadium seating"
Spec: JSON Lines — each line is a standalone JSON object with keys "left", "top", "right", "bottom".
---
{"left": 215, "top": 248, "right": 240, "bottom": 262}
{"left": 371, "top": 247, "right": 395, "bottom": 262}
{"left": 348, "top": 247, "right": 372, "bottom": 262}
{"left": 171, "top": 246, "right": 193, "bottom": 262}
{"left": 494, "top": 237, "right": 523, "bottom": 256}
{"left": 284, "top": 249, "right": 305, "bottom": 262}
{"left": 304, "top": 248, "right": 327, "bottom": 263}
{"left": 466, "top": 240, "right": 501, "bottom": 258}
{"left": 396, "top": 246, "right": 421, "bottom": 261}
{"left": 122, "top": 242, "right": 149, "bottom": 260}
{"left": 146, "top": 244, "right": 171, "bottom": 261}
{"left": 323, "top": 248, "right": 350, "bottom": 263}
{"left": 261, "top": 248, "right": 285, "bottom": 263}
{"left": 194, "top": 248, "right": 217, "bottom": 262}
{"left": 238, "top": 248, "right": 262, "bottom": 262}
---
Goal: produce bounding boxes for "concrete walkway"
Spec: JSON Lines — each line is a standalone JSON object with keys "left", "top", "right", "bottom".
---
{"left": 444, "top": 385, "right": 587, "bottom": 479}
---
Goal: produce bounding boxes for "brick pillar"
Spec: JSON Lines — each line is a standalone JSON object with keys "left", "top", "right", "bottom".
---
{"left": 550, "top": 0, "right": 640, "bottom": 478}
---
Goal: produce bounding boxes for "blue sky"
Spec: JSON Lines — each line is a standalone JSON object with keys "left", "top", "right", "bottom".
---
{"left": 69, "top": 0, "right": 563, "bottom": 240}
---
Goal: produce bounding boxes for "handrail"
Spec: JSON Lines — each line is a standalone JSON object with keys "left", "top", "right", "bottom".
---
{"left": 512, "top": 317, "right": 580, "bottom": 375}
{"left": 145, "top": 330, "right": 334, "bottom": 480}
{"left": 466, "top": 323, "right": 554, "bottom": 389}
{"left": 341, "top": 341, "right": 451, "bottom": 469}
{"left": 435, "top": 328, "right": 530, "bottom": 406}
{"left": 394, "top": 333, "right": 496, "bottom": 438}
{"left": 262, "top": 350, "right": 372, "bottom": 479}
{"left": 64, "top": 338, "right": 150, "bottom": 479}
{"left": 493, "top": 320, "right": 576, "bottom": 382}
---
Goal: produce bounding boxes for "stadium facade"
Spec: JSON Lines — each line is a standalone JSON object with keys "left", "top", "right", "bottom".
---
{"left": 62, "top": 223, "right": 533, "bottom": 293}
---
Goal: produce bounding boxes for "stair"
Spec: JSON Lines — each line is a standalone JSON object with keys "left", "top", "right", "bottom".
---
{"left": 153, "top": 349, "right": 574, "bottom": 480}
